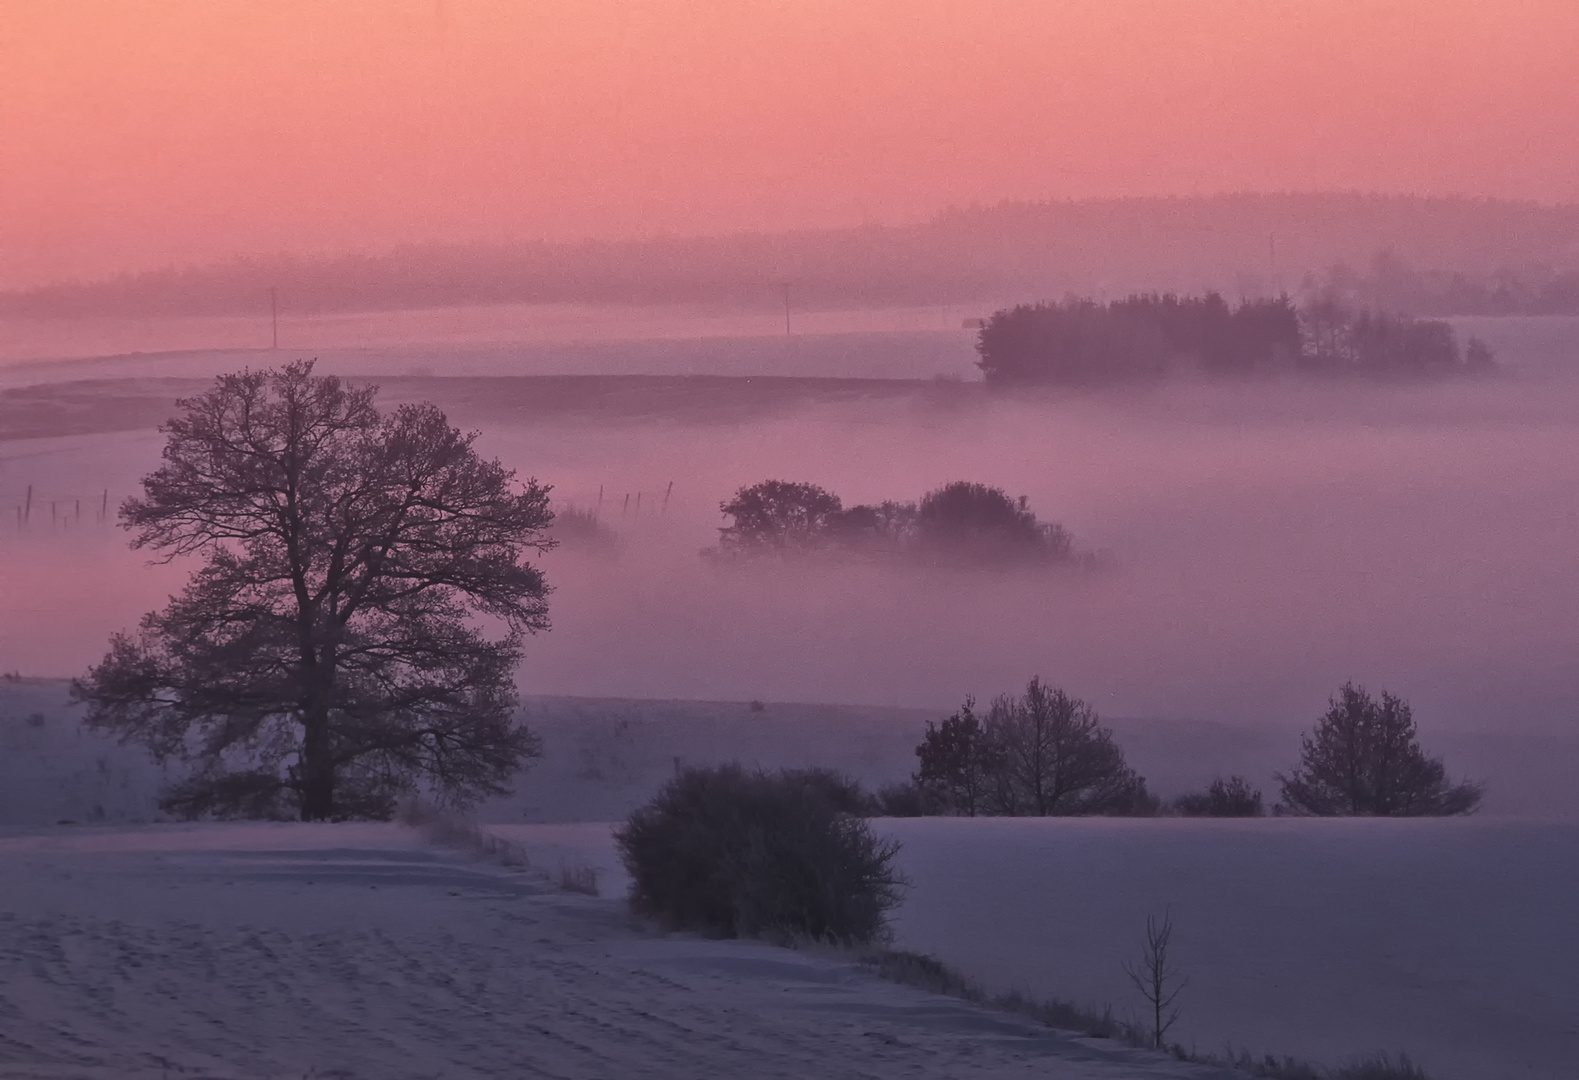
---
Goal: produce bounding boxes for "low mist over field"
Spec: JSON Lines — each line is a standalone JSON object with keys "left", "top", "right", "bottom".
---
{"left": 11, "top": 5, "right": 1579, "bottom": 1077}
{"left": 6, "top": 317, "right": 1579, "bottom": 748}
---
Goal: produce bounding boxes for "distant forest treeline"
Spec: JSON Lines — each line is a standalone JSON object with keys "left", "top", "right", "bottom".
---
{"left": 1304, "top": 250, "right": 1579, "bottom": 317}
{"left": 4, "top": 194, "right": 1578, "bottom": 319}
{"left": 977, "top": 294, "right": 1494, "bottom": 383}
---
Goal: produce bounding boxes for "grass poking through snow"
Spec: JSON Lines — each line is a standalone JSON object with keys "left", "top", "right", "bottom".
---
{"left": 857, "top": 947, "right": 1433, "bottom": 1080}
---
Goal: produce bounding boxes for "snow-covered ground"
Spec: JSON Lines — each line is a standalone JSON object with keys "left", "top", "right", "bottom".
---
{"left": 489, "top": 817, "right": 1579, "bottom": 1080}
{"left": 0, "top": 691, "right": 1574, "bottom": 1078}
{"left": 0, "top": 821, "right": 1232, "bottom": 1080}
{"left": 881, "top": 817, "right": 1579, "bottom": 1080}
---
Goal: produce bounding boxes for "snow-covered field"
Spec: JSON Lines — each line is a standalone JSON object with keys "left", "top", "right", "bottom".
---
{"left": 1, "top": 681, "right": 1574, "bottom": 1079}
{"left": 488, "top": 817, "right": 1579, "bottom": 1080}
{"left": 2, "top": 819, "right": 1569, "bottom": 1080}
{"left": 881, "top": 817, "right": 1579, "bottom": 1080}
{"left": 0, "top": 821, "right": 1245, "bottom": 1080}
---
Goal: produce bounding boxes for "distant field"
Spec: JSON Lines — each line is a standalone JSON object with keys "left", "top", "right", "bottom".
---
{"left": 3, "top": 680, "right": 1574, "bottom": 829}
{"left": 0, "top": 372, "right": 966, "bottom": 444}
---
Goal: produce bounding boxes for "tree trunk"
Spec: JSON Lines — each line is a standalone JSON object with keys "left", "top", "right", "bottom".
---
{"left": 300, "top": 695, "right": 335, "bottom": 821}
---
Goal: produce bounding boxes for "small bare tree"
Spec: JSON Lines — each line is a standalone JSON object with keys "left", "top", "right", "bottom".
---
{"left": 1123, "top": 909, "right": 1188, "bottom": 1050}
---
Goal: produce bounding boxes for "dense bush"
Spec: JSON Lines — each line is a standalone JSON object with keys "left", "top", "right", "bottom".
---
{"left": 914, "top": 679, "right": 1155, "bottom": 816}
{"left": 708, "top": 479, "right": 1075, "bottom": 565}
{"left": 1173, "top": 776, "right": 1265, "bottom": 817}
{"left": 614, "top": 765, "right": 905, "bottom": 943}
{"left": 1277, "top": 683, "right": 1482, "bottom": 816}
{"left": 872, "top": 779, "right": 944, "bottom": 817}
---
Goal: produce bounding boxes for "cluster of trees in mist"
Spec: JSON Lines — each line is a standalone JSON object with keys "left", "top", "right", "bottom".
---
{"left": 6, "top": 194, "right": 1574, "bottom": 319}
{"left": 883, "top": 680, "right": 1481, "bottom": 818}
{"left": 706, "top": 479, "right": 1075, "bottom": 566}
{"left": 976, "top": 292, "right": 1495, "bottom": 384}
{"left": 1306, "top": 249, "right": 1579, "bottom": 317}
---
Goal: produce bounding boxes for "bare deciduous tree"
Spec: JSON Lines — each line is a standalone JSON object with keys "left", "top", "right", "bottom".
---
{"left": 1123, "top": 910, "right": 1188, "bottom": 1050}
{"left": 1277, "top": 683, "right": 1482, "bottom": 816}
{"left": 72, "top": 361, "right": 554, "bottom": 821}
{"left": 982, "top": 678, "right": 1152, "bottom": 816}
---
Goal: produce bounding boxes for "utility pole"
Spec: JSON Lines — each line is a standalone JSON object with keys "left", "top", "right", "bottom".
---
{"left": 269, "top": 287, "right": 279, "bottom": 349}
{"left": 781, "top": 282, "right": 792, "bottom": 337}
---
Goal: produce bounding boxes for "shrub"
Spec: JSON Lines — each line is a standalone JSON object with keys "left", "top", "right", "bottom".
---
{"left": 557, "top": 861, "right": 600, "bottom": 896}
{"left": 872, "top": 779, "right": 942, "bottom": 817}
{"left": 615, "top": 765, "right": 905, "bottom": 943}
{"left": 1277, "top": 683, "right": 1482, "bottom": 816}
{"left": 1173, "top": 776, "right": 1264, "bottom": 817}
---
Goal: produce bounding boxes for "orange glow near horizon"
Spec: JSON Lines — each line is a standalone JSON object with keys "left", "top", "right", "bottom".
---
{"left": 4, "top": 0, "right": 1578, "bottom": 287}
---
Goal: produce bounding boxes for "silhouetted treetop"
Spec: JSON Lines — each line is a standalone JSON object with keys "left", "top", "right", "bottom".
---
{"left": 915, "top": 481, "right": 1072, "bottom": 563}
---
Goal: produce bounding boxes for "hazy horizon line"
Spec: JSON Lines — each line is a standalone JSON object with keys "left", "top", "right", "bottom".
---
{"left": 11, "top": 190, "right": 1579, "bottom": 296}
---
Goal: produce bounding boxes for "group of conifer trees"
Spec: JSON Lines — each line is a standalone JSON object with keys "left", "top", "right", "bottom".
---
{"left": 975, "top": 292, "right": 1495, "bottom": 383}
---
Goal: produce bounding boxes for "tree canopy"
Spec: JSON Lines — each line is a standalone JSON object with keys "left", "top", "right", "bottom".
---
{"left": 716, "top": 480, "right": 845, "bottom": 554}
{"left": 72, "top": 361, "right": 554, "bottom": 820}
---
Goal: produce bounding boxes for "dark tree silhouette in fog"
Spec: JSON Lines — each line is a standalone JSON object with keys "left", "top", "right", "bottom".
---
{"left": 915, "top": 481, "right": 1072, "bottom": 563}
{"left": 983, "top": 678, "right": 1154, "bottom": 815}
{"left": 72, "top": 361, "right": 553, "bottom": 820}
{"left": 710, "top": 478, "right": 1074, "bottom": 565}
{"left": 715, "top": 480, "right": 844, "bottom": 554}
{"left": 1276, "top": 683, "right": 1482, "bottom": 816}
{"left": 1173, "top": 776, "right": 1264, "bottom": 817}
{"left": 915, "top": 698, "right": 998, "bottom": 816}
{"left": 909, "top": 679, "right": 1152, "bottom": 817}
{"left": 975, "top": 290, "right": 1488, "bottom": 383}
{"left": 975, "top": 293, "right": 1302, "bottom": 383}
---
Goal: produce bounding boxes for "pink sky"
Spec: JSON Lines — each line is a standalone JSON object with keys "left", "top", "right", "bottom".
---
{"left": 4, "top": 0, "right": 1577, "bottom": 288}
